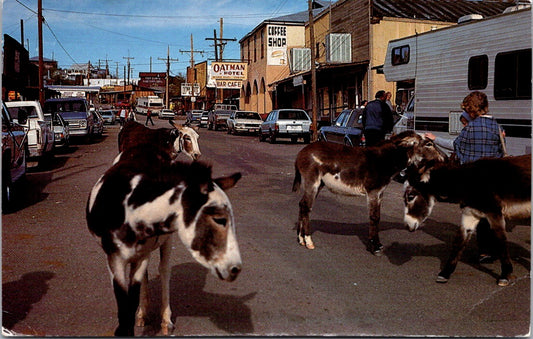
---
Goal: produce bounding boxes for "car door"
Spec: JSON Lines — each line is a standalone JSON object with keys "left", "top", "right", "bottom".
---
{"left": 325, "top": 110, "right": 349, "bottom": 144}
{"left": 2, "top": 103, "right": 26, "bottom": 181}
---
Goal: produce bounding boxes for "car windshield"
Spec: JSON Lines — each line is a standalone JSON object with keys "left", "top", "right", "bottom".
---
{"left": 278, "top": 110, "right": 308, "bottom": 120}
{"left": 7, "top": 106, "right": 39, "bottom": 119}
{"left": 236, "top": 112, "right": 261, "bottom": 120}
{"left": 44, "top": 101, "right": 87, "bottom": 114}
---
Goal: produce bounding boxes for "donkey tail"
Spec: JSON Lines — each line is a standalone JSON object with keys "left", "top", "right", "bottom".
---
{"left": 292, "top": 166, "right": 301, "bottom": 192}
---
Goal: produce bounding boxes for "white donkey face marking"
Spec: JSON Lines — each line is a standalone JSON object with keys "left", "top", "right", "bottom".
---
{"left": 175, "top": 126, "right": 201, "bottom": 161}
{"left": 403, "top": 182, "right": 435, "bottom": 231}
{"left": 178, "top": 183, "right": 241, "bottom": 281}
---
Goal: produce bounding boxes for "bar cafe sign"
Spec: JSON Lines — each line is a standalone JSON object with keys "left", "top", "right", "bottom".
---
{"left": 210, "top": 62, "right": 247, "bottom": 80}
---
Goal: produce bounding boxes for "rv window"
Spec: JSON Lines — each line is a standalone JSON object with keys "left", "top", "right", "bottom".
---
{"left": 494, "top": 49, "right": 532, "bottom": 100}
{"left": 468, "top": 55, "right": 488, "bottom": 90}
{"left": 391, "top": 45, "right": 410, "bottom": 66}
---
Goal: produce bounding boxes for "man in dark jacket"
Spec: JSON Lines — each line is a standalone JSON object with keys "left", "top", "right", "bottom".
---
{"left": 362, "top": 90, "right": 394, "bottom": 147}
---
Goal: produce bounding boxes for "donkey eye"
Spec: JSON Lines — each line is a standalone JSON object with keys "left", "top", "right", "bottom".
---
{"left": 213, "top": 217, "right": 227, "bottom": 227}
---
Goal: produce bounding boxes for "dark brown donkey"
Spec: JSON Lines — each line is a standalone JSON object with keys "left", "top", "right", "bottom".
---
{"left": 292, "top": 131, "right": 445, "bottom": 254}
{"left": 403, "top": 154, "right": 531, "bottom": 286}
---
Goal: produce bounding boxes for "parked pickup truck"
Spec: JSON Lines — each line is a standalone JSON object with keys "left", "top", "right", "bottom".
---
{"left": 44, "top": 97, "right": 94, "bottom": 141}
{"left": 2, "top": 102, "right": 28, "bottom": 211}
{"left": 6, "top": 101, "right": 54, "bottom": 164}
{"left": 208, "top": 109, "right": 234, "bottom": 131}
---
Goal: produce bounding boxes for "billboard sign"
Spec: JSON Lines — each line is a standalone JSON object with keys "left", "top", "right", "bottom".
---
{"left": 215, "top": 80, "right": 242, "bottom": 89}
{"left": 267, "top": 24, "right": 288, "bottom": 66}
{"left": 210, "top": 62, "right": 247, "bottom": 80}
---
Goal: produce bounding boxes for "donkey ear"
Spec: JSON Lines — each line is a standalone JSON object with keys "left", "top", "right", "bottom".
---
{"left": 214, "top": 173, "right": 242, "bottom": 191}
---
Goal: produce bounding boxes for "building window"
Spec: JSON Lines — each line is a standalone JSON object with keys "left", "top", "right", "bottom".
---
{"left": 254, "top": 35, "right": 257, "bottom": 62}
{"left": 391, "top": 45, "right": 410, "bottom": 66}
{"left": 468, "top": 55, "right": 488, "bottom": 90}
{"left": 494, "top": 49, "right": 531, "bottom": 100}
{"left": 247, "top": 41, "right": 250, "bottom": 64}
{"left": 261, "top": 31, "right": 265, "bottom": 59}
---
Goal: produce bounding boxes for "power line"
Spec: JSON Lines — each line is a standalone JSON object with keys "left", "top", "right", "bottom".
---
{"left": 42, "top": 19, "right": 79, "bottom": 65}
{"left": 42, "top": 7, "right": 292, "bottom": 19}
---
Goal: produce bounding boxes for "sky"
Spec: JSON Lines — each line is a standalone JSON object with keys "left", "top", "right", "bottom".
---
{"left": 2, "top": 0, "right": 310, "bottom": 77}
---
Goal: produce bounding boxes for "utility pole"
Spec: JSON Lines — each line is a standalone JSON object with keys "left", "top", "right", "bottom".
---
{"left": 308, "top": 0, "right": 318, "bottom": 142}
{"left": 158, "top": 46, "right": 179, "bottom": 109}
{"left": 123, "top": 56, "right": 134, "bottom": 84}
{"left": 20, "top": 19, "right": 24, "bottom": 48}
{"left": 38, "top": 0, "right": 44, "bottom": 106}
{"left": 180, "top": 34, "right": 205, "bottom": 110}
{"left": 205, "top": 20, "right": 236, "bottom": 104}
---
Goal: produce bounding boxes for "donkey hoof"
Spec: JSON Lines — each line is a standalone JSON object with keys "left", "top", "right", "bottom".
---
{"left": 497, "top": 274, "right": 515, "bottom": 287}
{"left": 306, "top": 243, "right": 315, "bottom": 250}
{"left": 497, "top": 278, "right": 510, "bottom": 287}
{"left": 161, "top": 322, "right": 174, "bottom": 336}
{"left": 436, "top": 275, "right": 448, "bottom": 283}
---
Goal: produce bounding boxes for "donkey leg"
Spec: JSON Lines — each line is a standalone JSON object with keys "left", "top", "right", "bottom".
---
{"left": 487, "top": 214, "right": 514, "bottom": 286}
{"left": 159, "top": 237, "right": 174, "bottom": 335}
{"left": 366, "top": 189, "right": 384, "bottom": 255}
{"left": 108, "top": 255, "right": 148, "bottom": 336}
{"left": 437, "top": 210, "right": 477, "bottom": 283}
{"left": 298, "top": 182, "right": 321, "bottom": 249}
{"left": 135, "top": 267, "right": 149, "bottom": 327}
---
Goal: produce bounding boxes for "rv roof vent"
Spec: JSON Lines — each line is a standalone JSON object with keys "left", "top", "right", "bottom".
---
{"left": 457, "top": 14, "right": 483, "bottom": 24}
{"left": 503, "top": 3, "right": 531, "bottom": 13}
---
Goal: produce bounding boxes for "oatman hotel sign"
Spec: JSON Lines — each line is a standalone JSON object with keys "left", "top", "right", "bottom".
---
{"left": 210, "top": 62, "right": 248, "bottom": 89}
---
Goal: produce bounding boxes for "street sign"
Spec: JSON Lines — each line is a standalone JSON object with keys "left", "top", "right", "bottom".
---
{"left": 193, "top": 83, "right": 201, "bottom": 96}
{"left": 181, "top": 83, "right": 192, "bottom": 96}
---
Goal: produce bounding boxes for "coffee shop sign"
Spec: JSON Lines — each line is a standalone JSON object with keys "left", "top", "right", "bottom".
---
{"left": 211, "top": 62, "right": 247, "bottom": 80}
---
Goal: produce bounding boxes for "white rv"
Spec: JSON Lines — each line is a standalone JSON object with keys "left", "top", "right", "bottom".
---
{"left": 136, "top": 96, "right": 164, "bottom": 115}
{"left": 384, "top": 6, "right": 531, "bottom": 155}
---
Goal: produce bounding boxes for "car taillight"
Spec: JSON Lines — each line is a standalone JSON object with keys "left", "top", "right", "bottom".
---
{"left": 275, "top": 123, "right": 279, "bottom": 131}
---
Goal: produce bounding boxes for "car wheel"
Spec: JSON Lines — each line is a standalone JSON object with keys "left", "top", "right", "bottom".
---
{"left": 269, "top": 131, "right": 276, "bottom": 144}
{"left": 303, "top": 134, "right": 311, "bottom": 144}
{"left": 259, "top": 132, "right": 265, "bottom": 142}
{"left": 2, "top": 156, "right": 13, "bottom": 212}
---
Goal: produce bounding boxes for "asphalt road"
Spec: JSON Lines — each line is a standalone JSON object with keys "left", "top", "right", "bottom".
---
{"left": 2, "top": 117, "right": 530, "bottom": 336}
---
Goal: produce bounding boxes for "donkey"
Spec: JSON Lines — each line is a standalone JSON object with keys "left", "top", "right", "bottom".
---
{"left": 118, "top": 120, "right": 201, "bottom": 161}
{"left": 87, "top": 144, "right": 241, "bottom": 336}
{"left": 292, "top": 130, "right": 445, "bottom": 254}
{"left": 403, "top": 154, "right": 531, "bottom": 286}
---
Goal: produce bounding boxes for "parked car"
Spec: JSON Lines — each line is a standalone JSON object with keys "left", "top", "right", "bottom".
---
{"left": 227, "top": 111, "right": 263, "bottom": 135}
{"left": 318, "top": 108, "right": 364, "bottom": 147}
{"left": 200, "top": 111, "right": 209, "bottom": 128}
{"left": 92, "top": 111, "right": 104, "bottom": 136}
{"left": 208, "top": 109, "right": 234, "bottom": 131}
{"left": 100, "top": 109, "right": 116, "bottom": 124}
{"left": 2, "top": 102, "right": 28, "bottom": 211}
{"left": 44, "top": 98, "right": 94, "bottom": 141}
{"left": 5, "top": 101, "right": 54, "bottom": 163}
{"left": 186, "top": 110, "right": 204, "bottom": 125}
{"left": 158, "top": 109, "right": 176, "bottom": 119}
{"left": 45, "top": 113, "right": 70, "bottom": 148}
{"left": 259, "top": 109, "right": 311, "bottom": 144}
